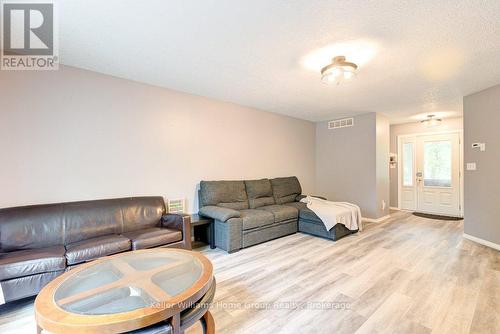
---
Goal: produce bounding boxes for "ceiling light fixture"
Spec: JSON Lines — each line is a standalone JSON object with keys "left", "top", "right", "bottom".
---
{"left": 421, "top": 114, "right": 442, "bottom": 127}
{"left": 321, "top": 56, "right": 358, "bottom": 85}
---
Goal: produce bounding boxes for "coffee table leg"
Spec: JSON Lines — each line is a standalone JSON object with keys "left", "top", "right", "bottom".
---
{"left": 209, "top": 222, "right": 216, "bottom": 249}
{"left": 171, "top": 313, "right": 182, "bottom": 334}
{"left": 201, "top": 310, "right": 215, "bottom": 334}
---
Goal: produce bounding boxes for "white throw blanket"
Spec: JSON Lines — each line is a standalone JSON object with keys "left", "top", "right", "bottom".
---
{"left": 300, "top": 196, "right": 363, "bottom": 231}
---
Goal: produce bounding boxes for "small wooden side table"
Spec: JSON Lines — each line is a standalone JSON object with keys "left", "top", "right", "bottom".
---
{"left": 191, "top": 214, "right": 215, "bottom": 249}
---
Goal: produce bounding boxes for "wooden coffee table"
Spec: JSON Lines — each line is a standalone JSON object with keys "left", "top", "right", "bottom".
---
{"left": 34, "top": 249, "right": 214, "bottom": 334}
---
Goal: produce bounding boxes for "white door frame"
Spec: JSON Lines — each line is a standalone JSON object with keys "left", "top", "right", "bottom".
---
{"left": 397, "top": 130, "right": 463, "bottom": 217}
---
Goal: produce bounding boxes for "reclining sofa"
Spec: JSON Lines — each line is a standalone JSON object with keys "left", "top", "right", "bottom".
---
{"left": 198, "top": 176, "right": 357, "bottom": 253}
{"left": 0, "top": 196, "right": 191, "bottom": 304}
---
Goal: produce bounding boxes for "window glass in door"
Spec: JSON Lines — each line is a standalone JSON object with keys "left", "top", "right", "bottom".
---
{"left": 402, "top": 142, "right": 413, "bottom": 186}
{"left": 423, "top": 141, "right": 452, "bottom": 187}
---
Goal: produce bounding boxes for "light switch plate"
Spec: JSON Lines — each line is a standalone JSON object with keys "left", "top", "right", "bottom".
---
{"left": 466, "top": 163, "right": 476, "bottom": 171}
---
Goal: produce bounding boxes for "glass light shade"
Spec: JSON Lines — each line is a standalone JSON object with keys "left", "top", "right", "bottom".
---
{"left": 321, "top": 64, "right": 357, "bottom": 84}
{"left": 421, "top": 115, "right": 442, "bottom": 127}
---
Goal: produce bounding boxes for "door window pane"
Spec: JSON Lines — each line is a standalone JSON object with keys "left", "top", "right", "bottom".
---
{"left": 403, "top": 142, "right": 413, "bottom": 186}
{"left": 424, "top": 141, "right": 452, "bottom": 187}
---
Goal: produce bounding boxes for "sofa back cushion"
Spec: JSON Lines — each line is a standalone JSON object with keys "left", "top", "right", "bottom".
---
{"left": 120, "top": 197, "right": 165, "bottom": 233}
{"left": 271, "top": 176, "right": 302, "bottom": 204}
{"left": 63, "top": 198, "right": 124, "bottom": 245}
{"left": 0, "top": 204, "right": 64, "bottom": 251}
{"left": 0, "top": 196, "right": 167, "bottom": 250}
{"left": 245, "top": 179, "right": 275, "bottom": 209}
{"left": 199, "top": 181, "right": 249, "bottom": 210}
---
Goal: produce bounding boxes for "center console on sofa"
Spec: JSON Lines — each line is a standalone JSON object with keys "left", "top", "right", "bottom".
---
{"left": 198, "top": 176, "right": 357, "bottom": 253}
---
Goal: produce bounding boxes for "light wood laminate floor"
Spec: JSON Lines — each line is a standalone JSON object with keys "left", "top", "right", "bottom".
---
{"left": 1, "top": 211, "right": 498, "bottom": 333}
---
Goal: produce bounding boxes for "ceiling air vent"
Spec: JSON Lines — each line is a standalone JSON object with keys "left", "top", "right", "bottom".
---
{"left": 328, "top": 117, "right": 354, "bottom": 129}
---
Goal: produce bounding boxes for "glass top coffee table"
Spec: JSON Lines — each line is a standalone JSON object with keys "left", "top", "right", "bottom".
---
{"left": 35, "top": 249, "right": 214, "bottom": 334}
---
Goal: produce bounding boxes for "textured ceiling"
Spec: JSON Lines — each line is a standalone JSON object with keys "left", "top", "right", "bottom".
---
{"left": 57, "top": 0, "right": 500, "bottom": 123}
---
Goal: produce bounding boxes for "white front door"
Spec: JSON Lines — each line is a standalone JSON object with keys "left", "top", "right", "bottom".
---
{"left": 399, "top": 132, "right": 462, "bottom": 217}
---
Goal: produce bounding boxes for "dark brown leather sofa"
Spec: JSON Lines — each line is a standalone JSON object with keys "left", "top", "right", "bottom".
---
{"left": 0, "top": 196, "right": 191, "bottom": 304}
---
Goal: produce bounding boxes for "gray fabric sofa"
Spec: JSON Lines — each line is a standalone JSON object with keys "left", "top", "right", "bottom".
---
{"left": 198, "top": 176, "right": 357, "bottom": 253}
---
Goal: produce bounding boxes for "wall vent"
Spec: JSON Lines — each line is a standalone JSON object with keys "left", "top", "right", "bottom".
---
{"left": 328, "top": 117, "right": 354, "bottom": 129}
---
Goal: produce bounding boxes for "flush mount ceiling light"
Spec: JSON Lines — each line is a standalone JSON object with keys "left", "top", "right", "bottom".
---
{"left": 320, "top": 56, "right": 358, "bottom": 85}
{"left": 421, "top": 114, "right": 442, "bottom": 127}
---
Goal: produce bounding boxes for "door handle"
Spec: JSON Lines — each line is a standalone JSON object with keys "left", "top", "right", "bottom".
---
{"left": 416, "top": 172, "right": 423, "bottom": 183}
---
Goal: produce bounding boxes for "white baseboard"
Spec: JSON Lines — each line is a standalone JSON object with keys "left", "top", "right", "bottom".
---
{"left": 463, "top": 233, "right": 500, "bottom": 251}
{"left": 389, "top": 207, "right": 400, "bottom": 211}
{"left": 362, "top": 215, "right": 391, "bottom": 223}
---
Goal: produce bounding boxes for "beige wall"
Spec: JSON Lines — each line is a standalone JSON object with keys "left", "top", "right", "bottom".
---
{"left": 0, "top": 66, "right": 316, "bottom": 212}
{"left": 376, "top": 114, "right": 390, "bottom": 217}
{"left": 464, "top": 84, "right": 500, "bottom": 246}
{"left": 389, "top": 117, "right": 463, "bottom": 207}
{"left": 316, "top": 113, "right": 389, "bottom": 219}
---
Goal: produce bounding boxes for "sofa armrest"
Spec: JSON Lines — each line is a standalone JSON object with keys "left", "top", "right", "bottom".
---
{"left": 214, "top": 218, "right": 243, "bottom": 253}
{"left": 296, "top": 194, "right": 327, "bottom": 201}
{"left": 161, "top": 213, "right": 187, "bottom": 230}
{"left": 199, "top": 206, "right": 240, "bottom": 222}
{"left": 161, "top": 213, "right": 192, "bottom": 249}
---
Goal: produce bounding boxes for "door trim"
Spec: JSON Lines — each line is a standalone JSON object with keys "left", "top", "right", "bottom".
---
{"left": 397, "top": 130, "right": 463, "bottom": 217}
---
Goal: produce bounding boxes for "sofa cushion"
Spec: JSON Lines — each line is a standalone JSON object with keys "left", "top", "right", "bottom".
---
{"left": 62, "top": 198, "right": 124, "bottom": 245}
{"left": 298, "top": 207, "right": 322, "bottom": 223}
{"left": 0, "top": 204, "right": 64, "bottom": 251}
{"left": 259, "top": 205, "right": 298, "bottom": 222}
{"left": 199, "top": 181, "right": 249, "bottom": 210}
{"left": 0, "top": 246, "right": 66, "bottom": 281}
{"left": 120, "top": 197, "right": 166, "bottom": 233}
{"left": 283, "top": 201, "right": 307, "bottom": 210}
{"left": 0, "top": 270, "right": 64, "bottom": 303}
{"left": 270, "top": 177, "right": 302, "bottom": 204}
{"left": 65, "top": 235, "right": 130, "bottom": 265}
{"left": 240, "top": 209, "right": 274, "bottom": 230}
{"left": 122, "top": 228, "right": 182, "bottom": 250}
{"left": 245, "top": 179, "right": 276, "bottom": 209}
{"left": 283, "top": 202, "right": 322, "bottom": 223}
